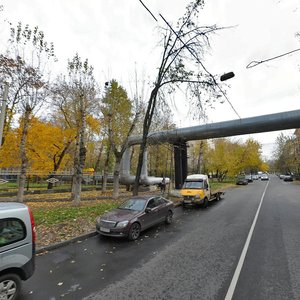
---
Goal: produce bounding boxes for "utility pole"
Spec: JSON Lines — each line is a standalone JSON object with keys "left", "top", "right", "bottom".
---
{"left": 0, "top": 83, "right": 8, "bottom": 148}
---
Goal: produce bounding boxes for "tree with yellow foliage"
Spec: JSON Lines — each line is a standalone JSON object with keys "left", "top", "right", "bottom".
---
{"left": 101, "top": 80, "right": 140, "bottom": 199}
{"left": 0, "top": 117, "right": 74, "bottom": 176}
{"left": 204, "top": 138, "right": 263, "bottom": 180}
{"left": 0, "top": 22, "right": 56, "bottom": 202}
{"left": 51, "top": 54, "right": 99, "bottom": 205}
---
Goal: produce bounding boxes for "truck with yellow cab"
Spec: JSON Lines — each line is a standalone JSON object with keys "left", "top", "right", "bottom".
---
{"left": 180, "top": 174, "right": 224, "bottom": 208}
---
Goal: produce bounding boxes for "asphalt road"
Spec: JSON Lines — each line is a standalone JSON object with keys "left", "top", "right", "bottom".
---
{"left": 20, "top": 175, "right": 300, "bottom": 300}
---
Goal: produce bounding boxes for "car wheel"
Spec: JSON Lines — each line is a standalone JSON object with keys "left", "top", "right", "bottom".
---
{"left": 128, "top": 222, "right": 141, "bottom": 241}
{"left": 0, "top": 273, "right": 21, "bottom": 300}
{"left": 165, "top": 210, "right": 173, "bottom": 224}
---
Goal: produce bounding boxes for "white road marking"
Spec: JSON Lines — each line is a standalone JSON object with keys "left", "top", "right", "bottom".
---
{"left": 224, "top": 180, "right": 270, "bottom": 300}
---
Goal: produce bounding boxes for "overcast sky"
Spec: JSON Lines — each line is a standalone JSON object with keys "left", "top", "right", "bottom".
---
{"left": 0, "top": 0, "right": 299, "bottom": 159}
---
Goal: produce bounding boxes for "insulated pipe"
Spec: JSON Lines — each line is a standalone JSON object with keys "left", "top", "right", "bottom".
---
{"left": 120, "top": 109, "right": 300, "bottom": 187}
{"left": 119, "top": 143, "right": 170, "bottom": 185}
{"left": 128, "top": 109, "right": 300, "bottom": 145}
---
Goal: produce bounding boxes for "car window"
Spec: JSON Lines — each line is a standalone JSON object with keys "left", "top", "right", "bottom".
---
{"left": 146, "top": 199, "right": 156, "bottom": 209}
{"left": 0, "top": 218, "right": 26, "bottom": 247}
{"left": 118, "top": 199, "right": 147, "bottom": 211}
{"left": 155, "top": 197, "right": 167, "bottom": 206}
{"left": 204, "top": 180, "right": 208, "bottom": 189}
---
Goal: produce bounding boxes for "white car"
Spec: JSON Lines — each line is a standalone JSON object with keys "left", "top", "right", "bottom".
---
{"left": 0, "top": 202, "right": 36, "bottom": 300}
{"left": 261, "top": 173, "right": 269, "bottom": 181}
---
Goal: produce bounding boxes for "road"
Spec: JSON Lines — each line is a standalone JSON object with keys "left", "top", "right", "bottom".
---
{"left": 20, "top": 175, "right": 300, "bottom": 300}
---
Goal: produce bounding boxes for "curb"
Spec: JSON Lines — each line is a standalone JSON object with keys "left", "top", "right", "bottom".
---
{"left": 36, "top": 231, "right": 98, "bottom": 254}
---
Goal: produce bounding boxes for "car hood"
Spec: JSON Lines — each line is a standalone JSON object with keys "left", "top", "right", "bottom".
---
{"left": 180, "top": 189, "right": 205, "bottom": 197}
{"left": 101, "top": 208, "right": 140, "bottom": 222}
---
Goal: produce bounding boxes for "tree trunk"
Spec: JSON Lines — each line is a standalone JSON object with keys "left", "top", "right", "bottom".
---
{"left": 102, "top": 144, "right": 111, "bottom": 193}
{"left": 71, "top": 110, "right": 87, "bottom": 206}
{"left": 112, "top": 158, "right": 121, "bottom": 199}
{"left": 17, "top": 106, "right": 31, "bottom": 203}
{"left": 94, "top": 142, "right": 104, "bottom": 172}
{"left": 133, "top": 142, "right": 147, "bottom": 195}
{"left": 133, "top": 87, "right": 159, "bottom": 195}
{"left": 93, "top": 143, "right": 104, "bottom": 185}
{"left": 48, "top": 140, "right": 73, "bottom": 189}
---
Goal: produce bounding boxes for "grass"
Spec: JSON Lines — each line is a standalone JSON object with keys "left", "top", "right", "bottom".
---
{"left": 31, "top": 200, "right": 122, "bottom": 226}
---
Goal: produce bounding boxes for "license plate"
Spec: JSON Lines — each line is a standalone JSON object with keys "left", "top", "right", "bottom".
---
{"left": 184, "top": 200, "right": 191, "bottom": 203}
{"left": 100, "top": 227, "right": 110, "bottom": 233}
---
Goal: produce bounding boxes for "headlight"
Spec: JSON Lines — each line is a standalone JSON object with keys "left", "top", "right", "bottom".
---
{"left": 115, "top": 220, "right": 129, "bottom": 228}
{"left": 195, "top": 194, "right": 201, "bottom": 199}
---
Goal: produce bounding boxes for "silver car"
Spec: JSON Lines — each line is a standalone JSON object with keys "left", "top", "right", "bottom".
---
{"left": 0, "top": 202, "right": 36, "bottom": 300}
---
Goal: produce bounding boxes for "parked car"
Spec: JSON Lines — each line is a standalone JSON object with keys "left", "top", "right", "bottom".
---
{"left": 283, "top": 175, "right": 293, "bottom": 182}
{"left": 279, "top": 174, "right": 285, "bottom": 179}
{"left": 236, "top": 175, "right": 248, "bottom": 185}
{"left": 245, "top": 174, "right": 253, "bottom": 182}
{"left": 96, "top": 196, "right": 174, "bottom": 240}
{"left": 261, "top": 173, "right": 269, "bottom": 181}
{"left": 252, "top": 174, "right": 259, "bottom": 180}
{"left": 0, "top": 202, "right": 36, "bottom": 300}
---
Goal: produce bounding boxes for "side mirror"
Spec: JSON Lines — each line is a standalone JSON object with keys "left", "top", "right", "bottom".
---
{"left": 145, "top": 207, "right": 152, "bottom": 213}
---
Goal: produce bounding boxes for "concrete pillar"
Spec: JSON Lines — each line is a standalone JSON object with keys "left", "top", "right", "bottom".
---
{"left": 174, "top": 141, "right": 188, "bottom": 189}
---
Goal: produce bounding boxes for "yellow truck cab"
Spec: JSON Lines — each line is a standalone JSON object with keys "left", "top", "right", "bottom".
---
{"left": 180, "top": 174, "right": 223, "bottom": 208}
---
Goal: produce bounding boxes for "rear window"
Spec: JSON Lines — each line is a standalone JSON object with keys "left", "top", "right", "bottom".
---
{"left": 0, "top": 218, "right": 27, "bottom": 247}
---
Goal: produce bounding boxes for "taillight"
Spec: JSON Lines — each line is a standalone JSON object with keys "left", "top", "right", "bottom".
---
{"left": 28, "top": 207, "right": 36, "bottom": 243}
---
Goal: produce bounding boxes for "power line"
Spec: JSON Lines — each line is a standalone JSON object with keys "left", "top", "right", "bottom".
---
{"left": 246, "top": 48, "right": 300, "bottom": 69}
{"left": 138, "top": 0, "right": 158, "bottom": 22}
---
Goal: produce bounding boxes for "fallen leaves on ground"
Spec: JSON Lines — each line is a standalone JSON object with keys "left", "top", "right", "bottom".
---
{"left": 0, "top": 188, "right": 181, "bottom": 249}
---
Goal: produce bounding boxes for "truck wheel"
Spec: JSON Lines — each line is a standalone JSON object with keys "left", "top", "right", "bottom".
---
{"left": 203, "top": 197, "right": 209, "bottom": 208}
{"left": 0, "top": 273, "right": 21, "bottom": 300}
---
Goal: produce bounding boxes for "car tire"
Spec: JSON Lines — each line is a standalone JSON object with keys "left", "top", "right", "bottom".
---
{"left": 0, "top": 273, "right": 21, "bottom": 300}
{"left": 165, "top": 210, "right": 173, "bottom": 225}
{"left": 128, "top": 222, "right": 141, "bottom": 241}
{"left": 203, "top": 197, "right": 209, "bottom": 208}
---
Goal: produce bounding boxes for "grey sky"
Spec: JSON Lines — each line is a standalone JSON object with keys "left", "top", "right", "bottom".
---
{"left": 1, "top": 0, "right": 299, "bottom": 159}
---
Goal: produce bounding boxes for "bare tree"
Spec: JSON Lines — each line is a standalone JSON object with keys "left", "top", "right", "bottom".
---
{"left": 133, "top": 1, "right": 225, "bottom": 195}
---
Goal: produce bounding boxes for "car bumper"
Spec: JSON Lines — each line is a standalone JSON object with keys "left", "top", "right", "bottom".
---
{"left": 236, "top": 181, "right": 247, "bottom": 185}
{"left": 96, "top": 224, "right": 129, "bottom": 238}
{"left": 21, "top": 252, "right": 35, "bottom": 280}
{"left": 182, "top": 198, "right": 204, "bottom": 205}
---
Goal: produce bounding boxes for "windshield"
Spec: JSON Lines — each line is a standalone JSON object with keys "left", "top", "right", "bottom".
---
{"left": 118, "top": 198, "right": 147, "bottom": 211}
{"left": 182, "top": 181, "right": 204, "bottom": 189}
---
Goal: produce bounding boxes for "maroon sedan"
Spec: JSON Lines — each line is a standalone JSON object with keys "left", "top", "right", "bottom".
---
{"left": 96, "top": 195, "right": 174, "bottom": 240}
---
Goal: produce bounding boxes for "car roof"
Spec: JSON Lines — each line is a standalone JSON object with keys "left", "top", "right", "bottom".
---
{"left": 186, "top": 174, "right": 208, "bottom": 181}
{"left": 129, "top": 195, "right": 162, "bottom": 201}
{"left": 0, "top": 202, "right": 28, "bottom": 211}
